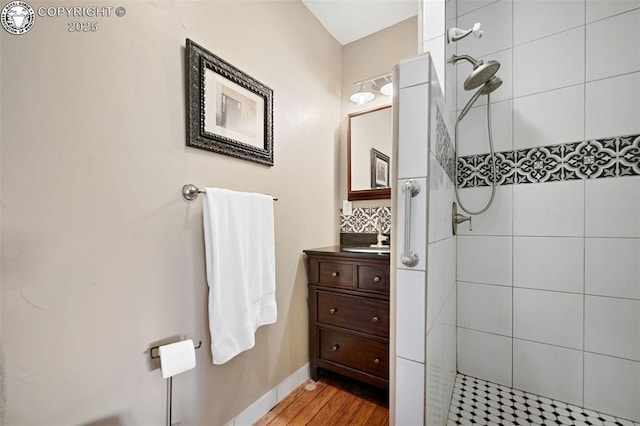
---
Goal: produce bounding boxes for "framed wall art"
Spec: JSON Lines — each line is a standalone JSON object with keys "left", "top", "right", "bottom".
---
{"left": 371, "top": 148, "right": 390, "bottom": 188}
{"left": 186, "top": 39, "right": 274, "bottom": 166}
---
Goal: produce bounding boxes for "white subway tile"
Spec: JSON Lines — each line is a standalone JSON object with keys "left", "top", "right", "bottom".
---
{"left": 398, "top": 84, "right": 430, "bottom": 179}
{"left": 427, "top": 237, "right": 456, "bottom": 333}
{"left": 513, "top": 288, "right": 583, "bottom": 350}
{"left": 443, "top": 284, "right": 457, "bottom": 403}
{"left": 514, "top": 0, "right": 585, "bottom": 45}
{"left": 457, "top": 0, "right": 500, "bottom": 17}
{"left": 456, "top": 185, "right": 513, "bottom": 237}
{"left": 398, "top": 54, "right": 431, "bottom": 89}
{"left": 584, "top": 353, "right": 640, "bottom": 422}
{"left": 446, "top": 0, "right": 456, "bottom": 23}
{"left": 457, "top": 235, "right": 512, "bottom": 286}
{"left": 513, "top": 85, "right": 585, "bottom": 149}
{"left": 426, "top": 314, "right": 446, "bottom": 426}
{"left": 585, "top": 296, "right": 640, "bottom": 361}
{"left": 424, "top": 37, "right": 446, "bottom": 90}
{"left": 585, "top": 238, "right": 640, "bottom": 300}
{"left": 513, "top": 180, "right": 585, "bottom": 237}
{"left": 397, "top": 269, "right": 426, "bottom": 363}
{"left": 445, "top": 19, "right": 458, "bottom": 107}
{"left": 513, "top": 339, "right": 584, "bottom": 406}
{"left": 424, "top": 0, "right": 445, "bottom": 41}
{"left": 456, "top": 1, "right": 513, "bottom": 58}
{"left": 458, "top": 99, "right": 513, "bottom": 156}
{"left": 396, "top": 357, "right": 425, "bottom": 425}
{"left": 428, "top": 158, "right": 456, "bottom": 243}
{"left": 586, "top": 72, "right": 640, "bottom": 139}
{"left": 587, "top": 9, "right": 640, "bottom": 81}
{"left": 513, "top": 237, "right": 584, "bottom": 294}
{"left": 514, "top": 28, "right": 585, "bottom": 97}
{"left": 457, "top": 281, "right": 512, "bottom": 336}
{"left": 586, "top": 0, "right": 640, "bottom": 23}
{"left": 585, "top": 176, "right": 640, "bottom": 238}
{"left": 397, "top": 177, "right": 428, "bottom": 271}
{"left": 457, "top": 328, "right": 513, "bottom": 387}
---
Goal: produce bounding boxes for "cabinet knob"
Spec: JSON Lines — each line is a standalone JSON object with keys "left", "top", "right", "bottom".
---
{"left": 330, "top": 308, "right": 337, "bottom": 314}
{"left": 374, "top": 358, "right": 380, "bottom": 365}
{"left": 374, "top": 276, "right": 381, "bottom": 283}
{"left": 332, "top": 272, "right": 339, "bottom": 277}
{"left": 332, "top": 344, "right": 340, "bottom": 352}
{"left": 372, "top": 316, "right": 379, "bottom": 323}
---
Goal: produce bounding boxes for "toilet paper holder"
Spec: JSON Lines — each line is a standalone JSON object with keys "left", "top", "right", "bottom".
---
{"left": 150, "top": 339, "right": 202, "bottom": 426}
{"left": 150, "top": 340, "right": 202, "bottom": 359}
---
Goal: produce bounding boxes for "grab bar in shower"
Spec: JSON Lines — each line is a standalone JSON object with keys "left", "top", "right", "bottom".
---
{"left": 401, "top": 180, "right": 420, "bottom": 267}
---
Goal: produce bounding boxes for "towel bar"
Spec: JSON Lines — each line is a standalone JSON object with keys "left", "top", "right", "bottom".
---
{"left": 182, "top": 184, "right": 278, "bottom": 201}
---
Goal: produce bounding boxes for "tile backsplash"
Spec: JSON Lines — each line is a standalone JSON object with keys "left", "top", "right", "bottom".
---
{"left": 340, "top": 207, "right": 391, "bottom": 233}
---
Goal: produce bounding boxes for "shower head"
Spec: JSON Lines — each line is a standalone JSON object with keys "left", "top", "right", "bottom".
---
{"left": 465, "top": 60, "right": 500, "bottom": 90}
{"left": 448, "top": 54, "right": 501, "bottom": 90}
{"left": 458, "top": 76, "right": 503, "bottom": 121}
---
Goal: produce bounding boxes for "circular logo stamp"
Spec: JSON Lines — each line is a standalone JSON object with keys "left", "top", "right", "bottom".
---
{"left": 1, "top": 1, "right": 35, "bottom": 35}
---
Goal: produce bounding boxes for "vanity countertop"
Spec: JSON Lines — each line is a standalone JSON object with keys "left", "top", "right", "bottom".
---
{"left": 303, "top": 245, "right": 390, "bottom": 260}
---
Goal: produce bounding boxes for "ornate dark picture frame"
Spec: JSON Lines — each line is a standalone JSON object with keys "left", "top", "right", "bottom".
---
{"left": 186, "top": 39, "right": 274, "bottom": 166}
{"left": 371, "top": 148, "right": 390, "bottom": 189}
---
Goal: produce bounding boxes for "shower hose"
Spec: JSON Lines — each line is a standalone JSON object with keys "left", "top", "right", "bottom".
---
{"left": 454, "top": 93, "right": 498, "bottom": 215}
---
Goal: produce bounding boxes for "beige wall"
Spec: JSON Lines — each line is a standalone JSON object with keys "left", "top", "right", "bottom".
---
{"left": 0, "top": 1, "right": 341, "bottom": 424}
{"left": 340, "top": 17, "right": 418, "bottom": 207}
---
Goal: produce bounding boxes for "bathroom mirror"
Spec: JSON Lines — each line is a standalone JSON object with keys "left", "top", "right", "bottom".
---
{"left": 348, "top": 105, "right": 392, "bottom": 201}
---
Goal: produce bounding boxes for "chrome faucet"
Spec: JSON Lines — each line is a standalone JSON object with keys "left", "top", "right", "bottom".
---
{"left": 372, "top": 218, "right": 389, "bottom": 247}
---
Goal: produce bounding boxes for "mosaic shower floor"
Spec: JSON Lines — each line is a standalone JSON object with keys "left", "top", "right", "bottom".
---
{"left": 448, "top": 374, "right": 639, "bottom": 426}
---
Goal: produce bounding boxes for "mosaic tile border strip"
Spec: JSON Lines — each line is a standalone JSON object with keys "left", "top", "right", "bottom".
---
{"left": 436, "top": 107, "right": 456, "bottom": 183}
{"left": 457, "top": 134, "right": 640, "bottom": 188}
{"left": 448, "top": 373, "right": 640, "bottom": 426}
{"left": 340, "top": 207, "right": 391, "bottom": 233}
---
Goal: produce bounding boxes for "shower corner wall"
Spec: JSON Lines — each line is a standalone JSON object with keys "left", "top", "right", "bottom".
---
{"left": 393, "top": 52, "right": 458, "bottom": 426}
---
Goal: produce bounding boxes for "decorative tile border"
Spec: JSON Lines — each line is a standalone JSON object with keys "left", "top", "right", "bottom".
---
{"left": 340, "top": 207, "right": 391, "bottom": 233}
{"left": 457, "top": 134, "right": 640, "bottom": 188}
{"left": 436, "top": 107, "right": 456, "bottom": 183}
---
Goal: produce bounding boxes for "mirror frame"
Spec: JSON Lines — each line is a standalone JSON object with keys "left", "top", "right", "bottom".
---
{"left": 347, "top": 104, "right": 392, "bottom": 201}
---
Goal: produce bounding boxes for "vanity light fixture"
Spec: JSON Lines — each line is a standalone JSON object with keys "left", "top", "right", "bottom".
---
{"left": 350, "top": 82, "right": 375, "bottom": 105}
{"left": 350, "top": 74, "right": 393, "bottom": 105}
{"left": 379, "top": 81, "right": 393, "bottom": 96}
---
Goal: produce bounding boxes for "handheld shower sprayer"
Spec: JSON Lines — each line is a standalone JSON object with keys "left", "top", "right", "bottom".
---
{"left": 448, "top": 54, "right": 501, "bottom": 90}
{"left": 449, "top": 51, "right": 503, "bottom": 217}
{"left": 458, "top": 76, "right": 503, "bottom": 121}
{"left": 447, "top": 22, "right": 483, "bottom": 43}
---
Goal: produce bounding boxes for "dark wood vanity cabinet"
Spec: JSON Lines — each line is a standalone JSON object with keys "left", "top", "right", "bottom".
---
{"left": 304, "top": 248, "right": 390, "bottom": 390}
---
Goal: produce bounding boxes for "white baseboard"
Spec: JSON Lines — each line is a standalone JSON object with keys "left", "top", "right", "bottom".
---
{"left": 225, "top": 363, "right": 310, "bottom": 426}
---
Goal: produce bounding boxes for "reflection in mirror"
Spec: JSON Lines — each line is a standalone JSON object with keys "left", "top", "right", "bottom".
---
{"left": 348, "top": 105, "right": 392, "bottom": 201}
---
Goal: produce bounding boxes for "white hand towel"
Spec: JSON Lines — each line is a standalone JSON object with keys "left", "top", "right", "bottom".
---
{"left": 158, "top": 339, "right": 196, "bottom": 379}
{"left": 203, "top": 188, "right": 277, "bottom": 365}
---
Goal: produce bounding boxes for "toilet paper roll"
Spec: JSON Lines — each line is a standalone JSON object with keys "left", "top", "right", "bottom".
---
{"left": 158, "top": 339, "right": 196, "bottom": 379}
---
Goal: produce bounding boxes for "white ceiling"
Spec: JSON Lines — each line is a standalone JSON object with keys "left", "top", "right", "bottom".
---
{"left": 301, "top": 0, "right": 419, "bottom": 45}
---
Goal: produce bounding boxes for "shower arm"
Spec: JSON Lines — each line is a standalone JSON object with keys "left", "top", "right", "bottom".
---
{"left": 447, "top": 54, "right": 481, "bottom": 67}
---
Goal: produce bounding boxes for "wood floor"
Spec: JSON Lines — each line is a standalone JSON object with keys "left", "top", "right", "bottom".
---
{"left": 254, "top": 372, "right": 389, "bottom": 426}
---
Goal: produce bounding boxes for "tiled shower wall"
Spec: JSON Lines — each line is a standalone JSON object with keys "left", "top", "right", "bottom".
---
{"left": 394, "top": 54, "right": 457, "bottom": 426}
{"left": 451, "top": 0, "right": 640, "bottom": 422}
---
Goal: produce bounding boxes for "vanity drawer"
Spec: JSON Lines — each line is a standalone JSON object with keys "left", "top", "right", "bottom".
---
{"left": 357, "top": 265, "right": 390, "bottom": 294}
{"left": 318, "top": 261, "right": 353, "bottom": 287}
{"left": 319, "top": 329, "right": 388, "bottom": 379}
{"left": 316, "top": 291, "right": 389, "bottom": 338}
